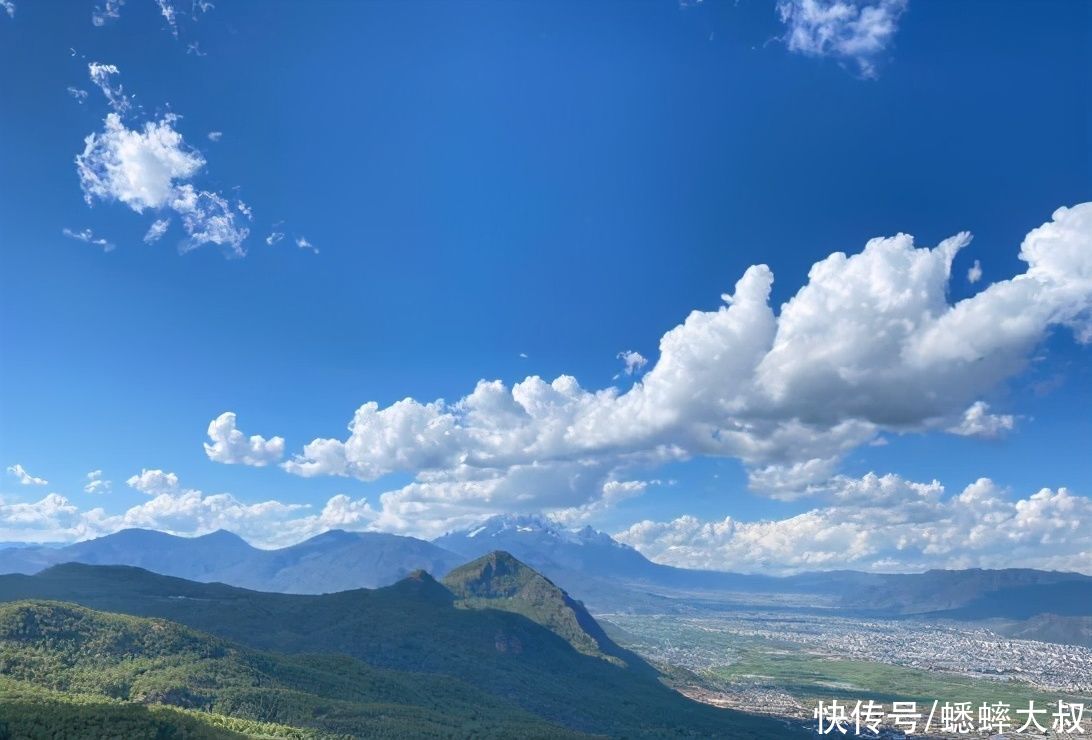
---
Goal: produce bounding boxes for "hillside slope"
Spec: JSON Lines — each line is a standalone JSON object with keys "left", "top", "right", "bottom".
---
{"left": 0, "top": 600, "right": 576, "bottom": 738}
{"left": 0, "top": 561, "right": 803, "bottom": 738}
{"left": 442, "top": 550, "right": 650, "bottom": 670}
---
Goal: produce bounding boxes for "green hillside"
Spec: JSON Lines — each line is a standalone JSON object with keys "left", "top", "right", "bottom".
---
{"left": 0, "top": 600, "right": 578, "bottom": 739}
{"left": 0, "top": 560, "right": 804, "bottom": 738}
{"left": 442, "top": 551, "right": 648, "bottom": 670}
{"left": 0, "top": 676, "right": 322, "bottom": 740}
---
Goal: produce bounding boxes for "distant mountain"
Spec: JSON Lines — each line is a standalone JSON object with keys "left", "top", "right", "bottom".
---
{"left": 0, "top": 559, "right": 799, "bottom": 738}
{"left": 435, "top": 515, "right": 1092, "bottom": 621}
{"left": 4, "top": 519, "right": 1088, "bottom": 624}
{"left": 0, "top": 528, "right": 466, "bottom": 593}
{"left": 436, "top": 514, "right": 663, "bottom": 580}
{"left": 994, "top": 613, "right": 1092, "bottom": 649}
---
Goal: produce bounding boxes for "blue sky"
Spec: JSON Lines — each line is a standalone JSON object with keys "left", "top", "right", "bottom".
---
{"left": 1, "top": 0, "right": 1090, "bottom": 572}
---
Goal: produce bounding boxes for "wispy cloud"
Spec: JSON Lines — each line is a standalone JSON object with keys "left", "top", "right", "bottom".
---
{"left": 83, "top": 470, "right": 112, "bottom": 495}
{"left": 143, "top": 218, "right": 171, "bottom": 243}
{"left": 616, "top": 350, "right": 648, "bottom": 378}
{"left": 967, "top": 259, "right": 982, "bottom": 284}
{"left": 777, "top": 0, "right": 908, "bottom": 78}
{"left": 62, "top": 227, "right": 115, "bottom": 252}
{"left": 92, "top": 0, "right": 213, "bottom": 34}
{"left": 6, "top": 464, "right": 47, "bottom": 486}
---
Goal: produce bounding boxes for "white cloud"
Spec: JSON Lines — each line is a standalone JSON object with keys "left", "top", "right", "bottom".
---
{"left": 84, "top": 470, "right": 111, "bottom": 495}
{"left": 265, "top": 231, "right": 285, "bottom": 246}
{"left": 0, "top": 494, "right": 108, "bottom": 544}
{"left": 67, "top": 87, "right": 89, "bottom": 104}
{"left": 207, "top": 131, "right": 222, "bottom": 142}
{"left": 126, "top": 468, "right": 181, "bottom": 496}
{"left": 948, "top": 401, "right": 1015, "bottom": 439}
{"left": 274, "top": 204, "right": 1092, "bottom": 533}
{"left": 77, "top": 112, "right": 203, "bottom": 211}
{"left": 3, "top": 470, "right": 1088, "bottom": 574}
{"left": 615, "top": 474, "right": 1092, "bottom": 575}
{"left": 87, "top": 62, "right": 131, "bottom": 114}
{"left": 155, "top": 0, "right": 177, "bottom": 34}
{"left": 204, "top": 412, "right": 286, "bottom": 467}
{"left": 967, "top": 258, "right": 982, "bottom": 284}
{"left": 777, "top": 0, "right": 908, "bottom": 78}
{"left": 62, "top": 227, "right": 115, "bottom": 253}
{"left": 1, "top": 471, "right": 375, "bottom": 548}
{"left": 552, "top": 478, "right": 661, "bottom": 527}
{"left": 1, "top": 0, "right": 14, "bottom": 18}
{"left": 296, "top": 236, "right": 319, "bottom": 253}
{"left": 6, "top": 464, "right": 47, "bottom": 486}
{"left": 91, "top": 0, "right": 123, "bottom": 27}
{"left": 92, "top": 0, "right": 211, "bottom": 32}
{"left": 617, "top": 350, "right": 649, "bottom": 376}
{"left": 143, "top": 218, "right": 170, "bottom": 243}
{"left": 75, "top": 64, "right": 250, "bottom": 257}
{"left": 170, "top": 186, "right": 249, "bottom": 256}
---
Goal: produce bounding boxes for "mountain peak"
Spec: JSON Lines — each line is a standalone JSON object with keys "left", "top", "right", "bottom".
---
{"left": 443, "top": 550, "right": 536, "bottom": 597}
{"left": 442, "top": 551, "right": 636, "bottom": 667}
{"left": 385, "top": 567, "right": 454, "bottom": 603}
{"left": 462, "top": 514, "right": 565, "bottom": 539}
{"left": 196, "top": 529, "right": 248, "bottom": 545}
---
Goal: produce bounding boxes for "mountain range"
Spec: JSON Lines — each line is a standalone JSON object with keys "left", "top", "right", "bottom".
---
{"left": 0, "top": 555, "right": 801, "bottom": 738}
{"left": 2, "top": 514, "right": 1090, "bottom": 625}
{"left": 0, "top": 527, "right": 465, "bottom": 593}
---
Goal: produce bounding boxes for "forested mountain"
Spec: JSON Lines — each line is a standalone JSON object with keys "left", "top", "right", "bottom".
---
{"left": 0, "top": 600, "right": 574, "bottom": 738}
{"left": 0, "top": 558, "right": 802, "bottom": 739}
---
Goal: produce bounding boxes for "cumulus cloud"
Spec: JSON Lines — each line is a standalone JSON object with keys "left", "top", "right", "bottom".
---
{"left": 1, "top": 0, "right": 13, "bottom": 18}
{"left": 207, "top": 131, "right": 222, "bottom": 142}
{"left": 62, "top": 227, "right": 115, "bottom": 252}
{"left": 126, "top": 468, "right": 181, "bottom": 496}
{"left": 204, "top": 412, "right": 286, "bottom": 466}
{"left": 0, "top": 494, "right": 107, "bottom": 544}
{"left": 295, "top": 236, "right": 318, "bottom": 253}
{"left": 967, "top": 259, "right": 982, "bottom": 284}
{"left": 948, "top": 401, "right": 1015, "bottom": 439}
{"left": 777, "top": 0, "right": 907, "bottom": 78}
{"left": 75, "top": 64, "right": 250, "bottom": 256}
{"left": 1, "top": 471, "right": 375, "bottom": 548}
{"left": 77, "top": 112, "right": 202, "bottom": 210}
{"left": 615, "top": 474, "right": 1092, "bottom": 575}
{"left": 265, "top": 231, "right": 284, "bottom": 246}
{"left": 6, "top": 464, "right": 47, "bottom": 486}
{"left": 83, "top": 470, "right": 111, "bottom": 495}
{"left": 274, "top": 205, "right": 1091, "bottom": 533}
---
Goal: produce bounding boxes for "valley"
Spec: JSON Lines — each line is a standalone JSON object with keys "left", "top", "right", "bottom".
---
{"left": 600, "top": 611, "right": 1092, "bottom": 723}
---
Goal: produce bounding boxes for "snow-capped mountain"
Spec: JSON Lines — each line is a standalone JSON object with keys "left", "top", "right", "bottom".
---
{"left": 433, "top": 514, "right": 663, "bottom": 583}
